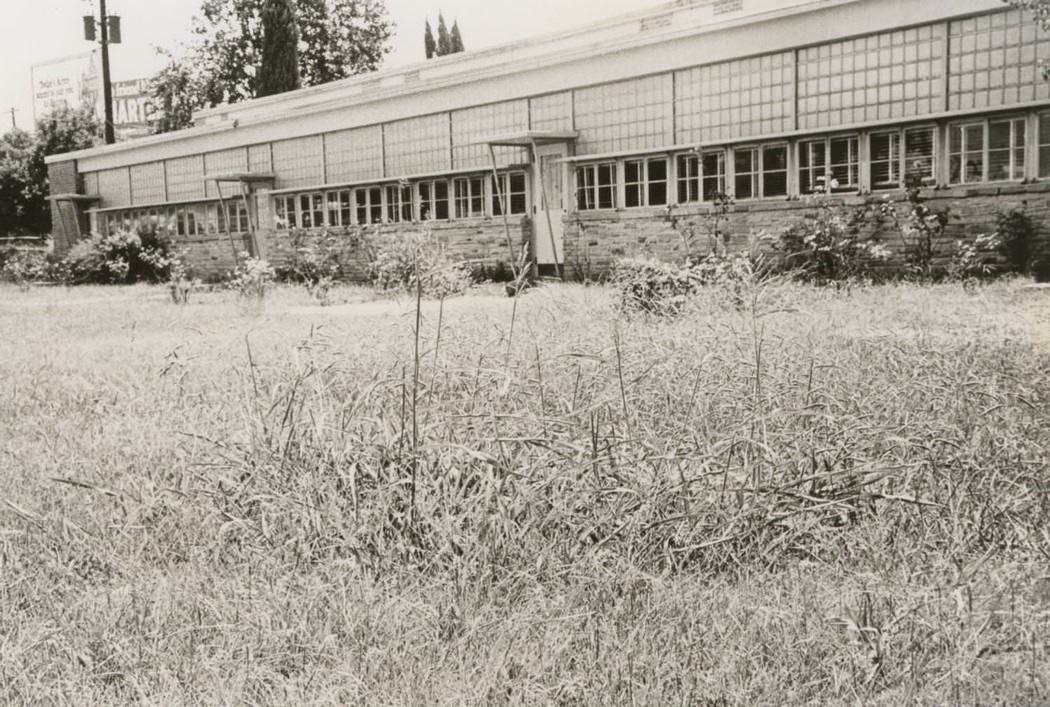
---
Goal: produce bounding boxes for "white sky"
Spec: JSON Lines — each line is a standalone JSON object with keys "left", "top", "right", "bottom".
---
{"left": 1, "top": 0, "right": 656, "bottom": 131}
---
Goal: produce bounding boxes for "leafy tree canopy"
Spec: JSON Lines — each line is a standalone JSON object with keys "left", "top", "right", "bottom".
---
{"left": 148, "top": 0, "right": 392, "bottom": 133}
{"left": 0, "top": 105, "right": 100, "bottom": 236}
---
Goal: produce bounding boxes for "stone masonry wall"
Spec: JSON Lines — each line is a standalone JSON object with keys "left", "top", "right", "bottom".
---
{"left": 562, "top": 183, "right": 1050, "bottom": 280}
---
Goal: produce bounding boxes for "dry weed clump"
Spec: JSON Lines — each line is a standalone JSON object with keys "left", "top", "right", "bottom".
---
{"left": 0, "top": 279, "right": 1047, "bottom": 704}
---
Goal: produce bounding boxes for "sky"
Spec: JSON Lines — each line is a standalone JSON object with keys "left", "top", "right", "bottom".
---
{"left": 1, "top": 0, "right": 655, "bottom": 131}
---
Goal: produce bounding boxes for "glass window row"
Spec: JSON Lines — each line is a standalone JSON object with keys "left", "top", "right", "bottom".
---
{"left": 273, "top": 172, "right": 528, "bottom": 230}
{"left": 575, "top": 112, "right": 1050, "bottom": 210}
{"left": 96, "top": 201, "right": 251, "bottom": 238}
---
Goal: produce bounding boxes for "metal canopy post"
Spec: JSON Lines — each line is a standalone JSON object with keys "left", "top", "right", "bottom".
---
{"left": 212, "top": 180, "right": 240, "bottom": 265}
{"left": 530, "top": 138, "right": 563, "bottom": 281}
{"left": 239, "top": 182, "right": 260, "bottom": 258}
{"left": 488, "top": 143, "right": 521, "bottom": 279}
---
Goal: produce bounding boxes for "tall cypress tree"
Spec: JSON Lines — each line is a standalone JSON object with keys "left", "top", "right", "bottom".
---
{"left": 424, "top": 19, "right": 436, "bottom": 59}
{"left": 436, "top": 13, "right": 451, "bottom": 56}
{"left": 450, "top": 21, "right": 464, "bottom": 53}
{"left": 257, "top": 0, "right": 301, "bottom": 97}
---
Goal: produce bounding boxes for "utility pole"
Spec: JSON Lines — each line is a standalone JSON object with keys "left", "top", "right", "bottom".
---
{"left": 8, "top": 107, "right": 17, "bottom": 129}
{"left": 99, "top": 0, "right": 115, "bottom": 144}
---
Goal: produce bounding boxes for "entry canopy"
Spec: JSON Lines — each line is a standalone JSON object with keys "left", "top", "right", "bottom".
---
{"left": 483, "top": 130, "right": 578, "bottom": 147}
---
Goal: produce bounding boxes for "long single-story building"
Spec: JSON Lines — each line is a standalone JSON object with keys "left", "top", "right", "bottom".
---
{"left": 46, "top": 0, "right": 1050, "bottom": 280}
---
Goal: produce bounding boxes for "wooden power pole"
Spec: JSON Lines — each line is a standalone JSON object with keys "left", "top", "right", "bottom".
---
{"left": 99, "top": 0, "right": 115, "bottom": 144}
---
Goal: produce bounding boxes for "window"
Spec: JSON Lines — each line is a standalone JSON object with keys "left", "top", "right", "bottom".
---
{"left": 677, "top": 152, "right": 726, "bottom": 203}
{"left": 274, "top": 194, "right": 296, "bottom": 230}
{"left": 949, "top": 122, "right": 985, "bottom": 185}
{"left": 1040, "top": 113, "right": 1050, "bottom": 179}
{"left": 987, "top": 118, "right": 1025, "bottom": 182}
{"left": 575, "top": 163, "right": 617, "bottom": 210}
{"left": 492, "top": 172, "right": 528, "bottom": 216}
{"left": 734, "top": 148, "right": 758, "bottom": 199}
{"left": 870, "top": 131, "right": 901, "bottom": 189}
{"left": 734, "top": 146, "right": 788, "bottom": 199}
{"left": 355, "top": 186, "right": 383, "bottom": 225}
{"left": 225, "top": 201, "right": 250, "bottom": 233}
{"left": 624, "top": 158, "right": 668, "bottom": 208}
{"left": 419, "top": 180, "right": 450, "bottom": 221}
{"left": 762, "top": 145, "right": 788, "bottom": 197}
{"left": 299, "top": 192, "right": 324, "bottom": 229}
{"left": 799, "top": 136, "right": 859, "bottom": 194}
{"left": 386, "top": 184, "right": 414, "bottom": 223}
{"left": 454, "top": 176, "right": 485, "bottom": 218}
{"left": 904, "top": 127, "right": 935, "bottom": 183}
{"left": 327, "top": 190, "right": 352, "bottom": 227}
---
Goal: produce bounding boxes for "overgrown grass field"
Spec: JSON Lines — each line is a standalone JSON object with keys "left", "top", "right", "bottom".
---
{"left": 1, "top": 280, "right": 1048, "bottom": 704}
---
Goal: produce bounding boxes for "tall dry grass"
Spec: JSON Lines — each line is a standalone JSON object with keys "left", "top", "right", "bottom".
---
{"left": 1, "top": 280, "right": 1048, "bottom": 704}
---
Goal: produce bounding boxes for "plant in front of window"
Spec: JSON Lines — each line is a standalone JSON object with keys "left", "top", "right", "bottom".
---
{"left": 777, "top": 199, "right": 889, "bottom": 283}
{"left": 878, "top": 173, "right": 953, "bottom": 280}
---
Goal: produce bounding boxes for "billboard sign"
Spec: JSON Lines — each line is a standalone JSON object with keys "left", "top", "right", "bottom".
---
{"left": 31, "top": 52, "right": 100, "bottom": 120}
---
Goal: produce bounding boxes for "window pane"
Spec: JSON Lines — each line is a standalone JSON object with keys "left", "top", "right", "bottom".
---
{"left": 905, "top": 128, "right": 935, "bottom": 182}
{"left": 702, "top": 152, "right": 724, "bottom": 199}
{"left": 677, "top": 155, "right": 698, "bottom": 203}
{"left": 763, "top": 146, "right": 788, "bottom": 197}
{"left": 648, "top": 159, "right": 667, "bottom": 206}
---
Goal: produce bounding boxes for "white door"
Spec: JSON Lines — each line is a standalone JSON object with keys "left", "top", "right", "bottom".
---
{"left": 532, "top": 143, "right": 566, "bottom": 266}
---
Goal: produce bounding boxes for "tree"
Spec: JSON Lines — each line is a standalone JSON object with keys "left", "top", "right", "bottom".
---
{"left": 437, "top": 13, "right": 451, "bottom": 56}
{"left": 450, "top": 21, "right": 464, "bottom": 53}
{"left": 424, "top": 19, "right": 436, "bottom": 59}
{"left": 148, "top": 0, "right": 393, "bottom": 133}
{"left": 427, "top": 13, "right": 464, "bottom": 59}
{"left": 0, "top": 106, "right": 100, "bottom": 236}
{"left": 257, "top": 0, "right": 301, "bottom": 97}
{"left": 0, "top": 129, "right": 38, "bottom": 236}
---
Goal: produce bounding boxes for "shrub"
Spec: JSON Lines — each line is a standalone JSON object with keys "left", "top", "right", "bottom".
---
{"left": 227, "top": 255, "right": 276, "bottom": 299}
{"left": 877, "top": 174, "right": 952, "bottom": 280}
{"left": 167, "top": 254, "right": 200, "bottom": 304}
{"left": 777, "top": 199, "right": 890, "bottom": 282}
{"left": 0, "top": 249, "right": 48, "bottom": 291}
{"left": 370, "top": 230, "right": 472, "bottom": 298}
{"left": 611, "top": 257, "right": 704, "bottom": 314}
{"left": 62, "top": 227, "right": 176, "bottom": 284}
{"left": 947, "top": 232, "right": 1002, "bottom": 285}
{"left": 996, "top": 206, "right": 1038, "bottom": 275}
{"left": 282, "top": 228, "right": 343, "bottom": 305}
{"left": 1032, "top": 255, "right": 1050, "bottom": 284}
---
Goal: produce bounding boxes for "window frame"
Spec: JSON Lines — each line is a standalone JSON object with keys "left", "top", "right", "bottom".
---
{"left": 731, "top": 144, "right": 789, "bottom": 200}
{"left": 418, "top": 179, "right": 451, "bottom": 221}
{"left": 453, "top": 175, "right": 487, "bottom": 219}
{"left": 491, "top": 171, "right": 529, "bottom": 217}
{"left": 575, "top": 162, "right": 618, "bottom": 211}
{"left": 623, "top": 156, "right": 669, "bottom": 209}
{"left": 798, "top": 134, "right": 860, "bottom": 195}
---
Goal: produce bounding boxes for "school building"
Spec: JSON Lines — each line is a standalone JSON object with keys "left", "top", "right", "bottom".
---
{"left": 46, "top": 0, "right": 1050, "bottom": 280}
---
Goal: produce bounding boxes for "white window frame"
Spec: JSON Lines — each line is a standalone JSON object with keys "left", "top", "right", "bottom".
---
{"left": 491, "top": 171, "right": 529, "bottom": 217}
{"left": 575, "top": 162, "right": 618, "bottom": 211}
{"left": 418, "top": 179, "right": 451, "bottom": 221}
{"left": 623, "top": 156, "right": 669, "bottom": 209}
{"left": 354, "top": 186, "right": 383, "bottom": 225}
{"left": 798, "top": 134, "right": 860, "bottom": 195}
{"left": 454, "top": 175, "right": 487, "bottom": 219}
